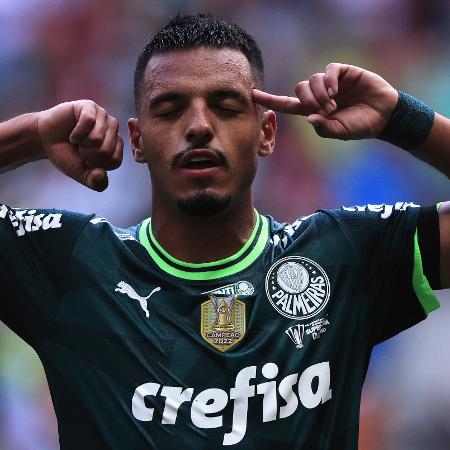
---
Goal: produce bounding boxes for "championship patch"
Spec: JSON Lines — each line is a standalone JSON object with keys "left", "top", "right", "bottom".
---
{"left": 201, "top": 294, "right": 246, "bottom": 352}
{"left": 265, "top": 256, "right": 330, "bottom": 320}
{"left": 285, "top": 316, "right": 330, "bottom": 349}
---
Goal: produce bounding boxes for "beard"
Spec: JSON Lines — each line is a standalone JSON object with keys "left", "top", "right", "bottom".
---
{"left": 177, "top": 190, "right": 231, "bottom": 216}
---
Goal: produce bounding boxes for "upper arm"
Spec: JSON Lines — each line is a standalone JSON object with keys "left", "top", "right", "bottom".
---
{"left": 439, "top": 201, "right": 450, "bottom": 288}
{"left": 0, "top": 205, "right": 92, "bottom": 342}
{"left": 330, "top": 203, "right": 434, "bottom": 343}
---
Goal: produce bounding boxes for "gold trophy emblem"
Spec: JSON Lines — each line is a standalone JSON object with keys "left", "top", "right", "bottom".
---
{"left": 201, "top": 294, "right": 246, "bottom": 352}
{"left": 212, "top": 295, "right": 235, "bottom": 331}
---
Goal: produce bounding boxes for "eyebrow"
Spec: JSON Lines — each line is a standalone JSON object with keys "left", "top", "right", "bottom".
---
{"left": 209, "top": 89, "right": 248, "bottom": 104}
{"left": 148, "top": 92, "right": 184, "bottom": 109}
{"left": 148, "top": 88, "right": 249, "bottom": 110}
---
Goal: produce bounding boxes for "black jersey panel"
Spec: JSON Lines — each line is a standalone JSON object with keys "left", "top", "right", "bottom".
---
{"left": 322, "top": 203, "right": 428, "bottom": 344}
{"left": 0, "top": 204, "right": 93, "bottom": 343}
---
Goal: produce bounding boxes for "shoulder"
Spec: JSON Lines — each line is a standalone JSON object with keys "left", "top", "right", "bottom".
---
{"left": 328, "top": 202, "right": 421, "bottom": 221}
{"left": 81, "top": 214, "right": 146, "bottom": 244}
{"left": 266, "top": 202, "right": 422, "bottom": 253}
{"left": 0, "top": 204, "right": 94, "bottom": 237}
{"left": 0, "top": 203, "right": 146, "bottom": 246}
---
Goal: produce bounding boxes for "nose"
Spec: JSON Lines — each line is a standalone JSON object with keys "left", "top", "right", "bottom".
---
{"left": 185, "top": 102, "right": 213, "bottom": 144}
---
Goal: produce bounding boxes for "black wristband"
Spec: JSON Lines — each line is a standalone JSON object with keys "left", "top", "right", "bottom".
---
{"left": 378, "top": 90, "right": 435, "bottom": 152}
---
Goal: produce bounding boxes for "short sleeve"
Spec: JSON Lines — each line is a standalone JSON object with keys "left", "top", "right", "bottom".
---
{"left": 0, "top": 204, "right": 93, "bottom": 345}
{"left": 326, "top": 202, "right": 440, "bottom": 344}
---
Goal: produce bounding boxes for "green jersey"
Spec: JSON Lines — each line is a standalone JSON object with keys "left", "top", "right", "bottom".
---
{"left": 0, "top": 202, "right": 440, "bottom": 449}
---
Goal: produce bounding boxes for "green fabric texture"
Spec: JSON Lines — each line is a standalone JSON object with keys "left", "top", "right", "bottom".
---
{"left": 412, "top": 229, "right": 440, "bottom": 314}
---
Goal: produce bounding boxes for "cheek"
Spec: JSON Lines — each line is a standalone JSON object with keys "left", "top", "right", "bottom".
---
{"left": 142, "top": 122, "right": 183, "bottom": 158}
{"left": 140, "top": 132, "right": 166, "bottom": 164}
{"left": 231, "top": 118, "right": 261, "bottom": 147}
{"left": 246, "top": 117, "right": 264, "bottom": 149}
{"left": 228, "top": 129, "right": 259, "bottom": 171}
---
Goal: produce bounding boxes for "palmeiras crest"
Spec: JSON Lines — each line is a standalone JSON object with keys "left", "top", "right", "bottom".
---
{"left": 201, "top": 293, "right": 246, "bottom": 352}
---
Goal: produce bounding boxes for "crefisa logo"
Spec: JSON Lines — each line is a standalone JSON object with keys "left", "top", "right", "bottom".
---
{"left": 265, "top": 256, "right": 330, "bottom": 320}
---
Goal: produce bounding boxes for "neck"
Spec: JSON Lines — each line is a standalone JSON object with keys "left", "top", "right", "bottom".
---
{"left": 150, "top": 193, "right": 256, "bottom": 263}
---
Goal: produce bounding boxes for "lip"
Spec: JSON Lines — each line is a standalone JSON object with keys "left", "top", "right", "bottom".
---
{"left": 175, "top": 148, "right": 225, "bottom": 178}
{"left": 179, "top": 166, "right": 222, "bottom": 178}
{"left": 177, "top": 148, "right": 223, "bottom": 169}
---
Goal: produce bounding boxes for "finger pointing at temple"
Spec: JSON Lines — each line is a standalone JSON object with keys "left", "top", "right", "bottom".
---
{"left": 252, "top": 89, "right": 307, "bottom": 115}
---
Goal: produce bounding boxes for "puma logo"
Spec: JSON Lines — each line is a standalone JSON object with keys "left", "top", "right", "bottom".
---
{"left": 115, "top": 281, "right": 161, "bottom": 318}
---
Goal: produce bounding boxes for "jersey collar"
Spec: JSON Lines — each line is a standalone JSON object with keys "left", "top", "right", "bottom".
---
{"left": 138, "top": 211, "right": 269, "bottom": 280}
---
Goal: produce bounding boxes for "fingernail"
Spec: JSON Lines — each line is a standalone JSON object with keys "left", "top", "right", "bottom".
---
{"left": 93, "top": 173, "right": 106, "bottom": 182}
{"left": 327, "top": 87, "right": 334, "bottom": 97}
{"left": 307, "top": 116, "right": 320, "bottom": 128}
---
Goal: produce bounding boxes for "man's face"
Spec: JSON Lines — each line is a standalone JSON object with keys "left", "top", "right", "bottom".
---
{"left": 129, "top": 46, "right": 275, "bottom": 215}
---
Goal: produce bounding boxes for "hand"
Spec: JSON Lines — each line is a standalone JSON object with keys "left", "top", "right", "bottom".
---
{"left": 37, "top": 100, "right": 123, "bottom": 191}
{"left": 253, "top": 63, "right": 398, "bottom": 141}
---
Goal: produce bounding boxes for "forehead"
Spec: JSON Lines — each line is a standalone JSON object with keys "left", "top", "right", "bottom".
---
{"left": 142, "top": 47, "right": 255, "bottom": 96}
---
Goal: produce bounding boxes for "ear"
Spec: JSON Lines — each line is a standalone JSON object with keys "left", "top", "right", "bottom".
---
{"left": 127, "top": 118, "right": 147, "bottom": 163}
{"left": 258, "top": 110, "right": 276, "bottom": 157}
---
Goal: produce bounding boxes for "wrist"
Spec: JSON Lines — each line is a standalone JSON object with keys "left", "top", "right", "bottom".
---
{"left": 31, "top": 112, "right": 48, "bottom": 159}
{"left": 377, "top": 90, "right": 435, "bottom": 152}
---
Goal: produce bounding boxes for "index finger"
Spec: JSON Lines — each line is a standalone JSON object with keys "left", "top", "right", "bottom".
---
{"left": 253, "top": 89, "right": 306, "bottom": 115}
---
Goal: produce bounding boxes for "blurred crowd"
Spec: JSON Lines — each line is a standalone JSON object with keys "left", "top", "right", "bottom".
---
{"left": 0, "top": 0, "right": 449, "bottom": 448}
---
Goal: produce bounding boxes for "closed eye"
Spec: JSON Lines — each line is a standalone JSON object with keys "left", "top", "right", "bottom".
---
{"left": 215, "top": 105, "right": 242, "bottom": 116}
{"left": 155, "top": 108, "right": 183, "bottom": 119}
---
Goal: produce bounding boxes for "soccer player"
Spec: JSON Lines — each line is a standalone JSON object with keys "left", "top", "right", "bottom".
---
{"left": 0, "top": 13, "right": 449, "bottom": 449}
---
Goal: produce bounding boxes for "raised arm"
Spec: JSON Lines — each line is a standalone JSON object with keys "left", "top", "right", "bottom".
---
{"left": 253, "top": 63, "right": 450, "bottom": 288}
{"left": 0, "top": 101, "right": 123, "bottom": 191}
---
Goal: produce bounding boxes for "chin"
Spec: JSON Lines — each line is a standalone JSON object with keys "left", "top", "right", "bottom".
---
{"left": 177, "top": 190, "right": 231, "bottom": 216}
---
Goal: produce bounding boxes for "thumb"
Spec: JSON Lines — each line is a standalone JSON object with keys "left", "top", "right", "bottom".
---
{"left": 46, "top": 141, "right": 109, "bottom": 192}
{"left": 306, "top": 114, "right": 349, "bottom": 139}
{"left": 85, "top": 168, "right": 108, "bottom": 192}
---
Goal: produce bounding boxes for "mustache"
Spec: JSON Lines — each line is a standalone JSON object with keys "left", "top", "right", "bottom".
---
{"left": 170, "top": 144, "right": 228, "bottom": 169}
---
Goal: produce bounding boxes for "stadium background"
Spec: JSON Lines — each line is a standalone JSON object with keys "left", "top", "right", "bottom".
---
{"left": 0, "top": 0, "right": 449, "bottom": 448}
